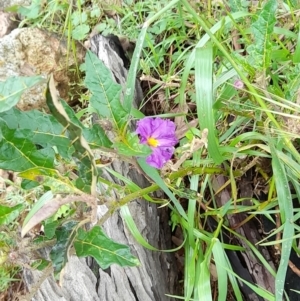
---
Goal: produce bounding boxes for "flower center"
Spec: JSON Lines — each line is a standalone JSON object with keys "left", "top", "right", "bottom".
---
{"left": 147, "top": 137, "right": 159, "bottom": 147}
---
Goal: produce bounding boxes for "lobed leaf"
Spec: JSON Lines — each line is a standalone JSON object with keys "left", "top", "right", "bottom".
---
{"left": 249, "top": 0, "right": 277, "bottom": 70}
{"left": 83, "top": 124, "right": 112, "bottom": 149}
{"left": 74, "top": 226, "right": 139, "bottom": 269}
{"left": 0, "top": 107, "right": 73, "bottom": 159}
{"left": 84, "top": 51, "right": 129, "bottom": 132}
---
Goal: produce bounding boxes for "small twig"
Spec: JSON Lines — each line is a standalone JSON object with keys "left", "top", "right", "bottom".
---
{"left": 140, "top": 74, "right": 180, "bottom": 88}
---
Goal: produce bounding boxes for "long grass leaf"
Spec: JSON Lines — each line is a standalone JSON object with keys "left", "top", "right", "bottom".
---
{"left": 137, "top": 158, "right": 188, "bottom": 220}
{"left": 195, "top": 44, "right": 223, "bottom": 164}
{"left": 212, "top": 239, "right": 228, "bottom": 301}
{"left": 120, "top": 205, "right": 184, "bottom": 252}
{"left": 269, "top": 138, "right": 294, "bottom": 300}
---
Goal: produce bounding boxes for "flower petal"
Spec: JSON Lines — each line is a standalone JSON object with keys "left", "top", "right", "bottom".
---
{"left": 156, "top": 136, "right": 178, "bottom": 147}
{"left": 151, "top": 119, "right": 174, "bottom": 136}
{"left": 136, "top": 118, "right": 153, "bottom": 143}
{"left": 146, "top": 146, "right": 174, "bottom": 169}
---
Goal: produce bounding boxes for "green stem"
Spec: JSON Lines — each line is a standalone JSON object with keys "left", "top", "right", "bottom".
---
{"left": 97, "top": 166, "right": 227, "bottom": 225}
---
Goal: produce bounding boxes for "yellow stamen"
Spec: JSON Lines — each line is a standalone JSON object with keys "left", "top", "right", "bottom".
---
{"left": 147, "top": 137, "right": 159, "bottom": 147}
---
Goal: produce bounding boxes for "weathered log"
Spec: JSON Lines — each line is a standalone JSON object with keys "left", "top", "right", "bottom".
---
{"left": 22, "top": 34, "right": 178, "bottom": 301}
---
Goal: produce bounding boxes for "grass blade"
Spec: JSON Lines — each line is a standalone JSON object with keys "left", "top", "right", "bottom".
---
{"left": 269, "top": 137, "right": 294, "bottom": 300}
{"left": 195, "top": 44, "right": 223, "bottom": 164}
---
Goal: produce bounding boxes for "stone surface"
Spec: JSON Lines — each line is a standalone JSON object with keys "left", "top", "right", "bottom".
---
{"left": 0, "top": 0, "right": 30, "bottom": 10}
{"left": 0, "top": 28, "right": 85, "bottom": 110}
{"left": 0, "top": 11, "right": 18, "bottom": 38}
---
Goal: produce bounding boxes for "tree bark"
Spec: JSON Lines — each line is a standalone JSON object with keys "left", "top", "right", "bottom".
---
{"left": 23, "top": 34, "right": 178, "bottom": 301}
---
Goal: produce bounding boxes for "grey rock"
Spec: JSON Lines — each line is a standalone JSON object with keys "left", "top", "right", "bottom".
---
{"left": 0, "top": 0, "right": 31, "bottom": 10}
{"left": 0, "top": 11, "right": 18, "bottom": 38}
{"left": 0, "top": 28, "right": 85, "bottom": 110}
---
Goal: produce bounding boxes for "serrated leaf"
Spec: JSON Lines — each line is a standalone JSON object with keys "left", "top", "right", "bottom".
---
{"left": 0, "top": 204, "right": 24, "bottom": 225}
{"left": 0, "top": 107, "right": 73, "bottom": 159}
{"left": 74, "top": 226, "right": 139, "bottom": 269}
{"left": 250, "top": 0, "right": 277, "bottom": 69}
{"left": 17, "top": 0, "right": 42, "bottom": 19}
{"left": 50, "top": 221, "right": 78, "bottom": 275}
{"left": 0, "top": 76, "right": 43, "bottom": 112}
{"left": 0, "top": 119, "right": 55, "bottom": 171}
{"left": 84, "top": 51, "right": 129, "bottom": 132}
{"left": 72, "top": 24, "right": 90, "bottom": 40}
{"left": 71, "top": 11, "right": 88, "bottom": 26}
{"left": 18, "top": 167, "right": 80, "bottom": 194}
{"left": 46, "top": 76, "right": 97, "bottom": 194}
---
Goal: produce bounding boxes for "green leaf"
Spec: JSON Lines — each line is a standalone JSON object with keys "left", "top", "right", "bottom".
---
{"left": 269, "top": 138, "right": 294, "bottom": 300}
{"left": 72, "top": 24, "right": 90, "bottom": 40}
{"left": 90, "top": 7, "right": 101, "bottom": 18}
{"left": 123, "top": 26, "right": 147, "bottom": 113}
{"left": 17, "top": 0, "right": 42, "bottom": 19}
{"left": 114, "top": 132, "right": 151, "bottom": 157}
{"left": 84, "top": 51, "right": 129, "bottom": 132}
{"left": 22, "top": 191, "right": 54, "bottom": 232}
{"left": 19, "top": 167, "right": 80, "bottom": 194}
{"left": 83, "top": 124, "right": 112, "bottom": 149}
{"left": 50, "top": 221, "right": 78, "bottom": 275}
{"left": 71, "top": 11, "right": 88, "bottom": 26}
{"left": 57, "top": 100, "right": 112, "bottom": 149}
{"left": 46, "top": 76, "right": 97, "bottom": 194}
{"left": 21, "top": 191, "right": 94, "bottom": 237}
{"left": 0, "top": 76, "right": 43, "bottom": 112}
{"left": 228, "top": 0, "right": 246, "bottom": 12}
{"left": 195, "top": 260, "right": 212, "bottom": 301}
{"left": 74, "top": 226, "right": 139, "bottom": 269}
{"left": 195, "top": 44, "right": 224, "bottom": 164}
{"left": 0, "top": 119, "right": 55, "bottom": 171}
{"left": 44, "top": 220, "right": 60, "bottom": 239}
{"left": 31, "top": 259, "right": 51, "bottom": 271}
{"left": 212, "top": 239, "right": 228, "bottom": 301}
{"left": 0, "top": 107, "right": 73, "bottom": 159}
{"left": 0, "top": 204, "right": 24, "bottom": 225}
{"left": 249, "top": 0, "right": 277, "bottom": 69}
{"left": 137, "top": 158, "right": 188, "bottom": 220}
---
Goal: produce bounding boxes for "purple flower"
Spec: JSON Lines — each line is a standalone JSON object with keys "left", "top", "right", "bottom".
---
{"left": 136, "top": 117, "right": 178, "bottom": 169}
{"left": 234, "top": 79, "right": 244, "bottom": 90}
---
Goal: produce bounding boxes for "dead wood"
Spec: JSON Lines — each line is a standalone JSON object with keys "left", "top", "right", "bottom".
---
{"left": 22, "top": 34, "right": 178, "bottom": 301}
